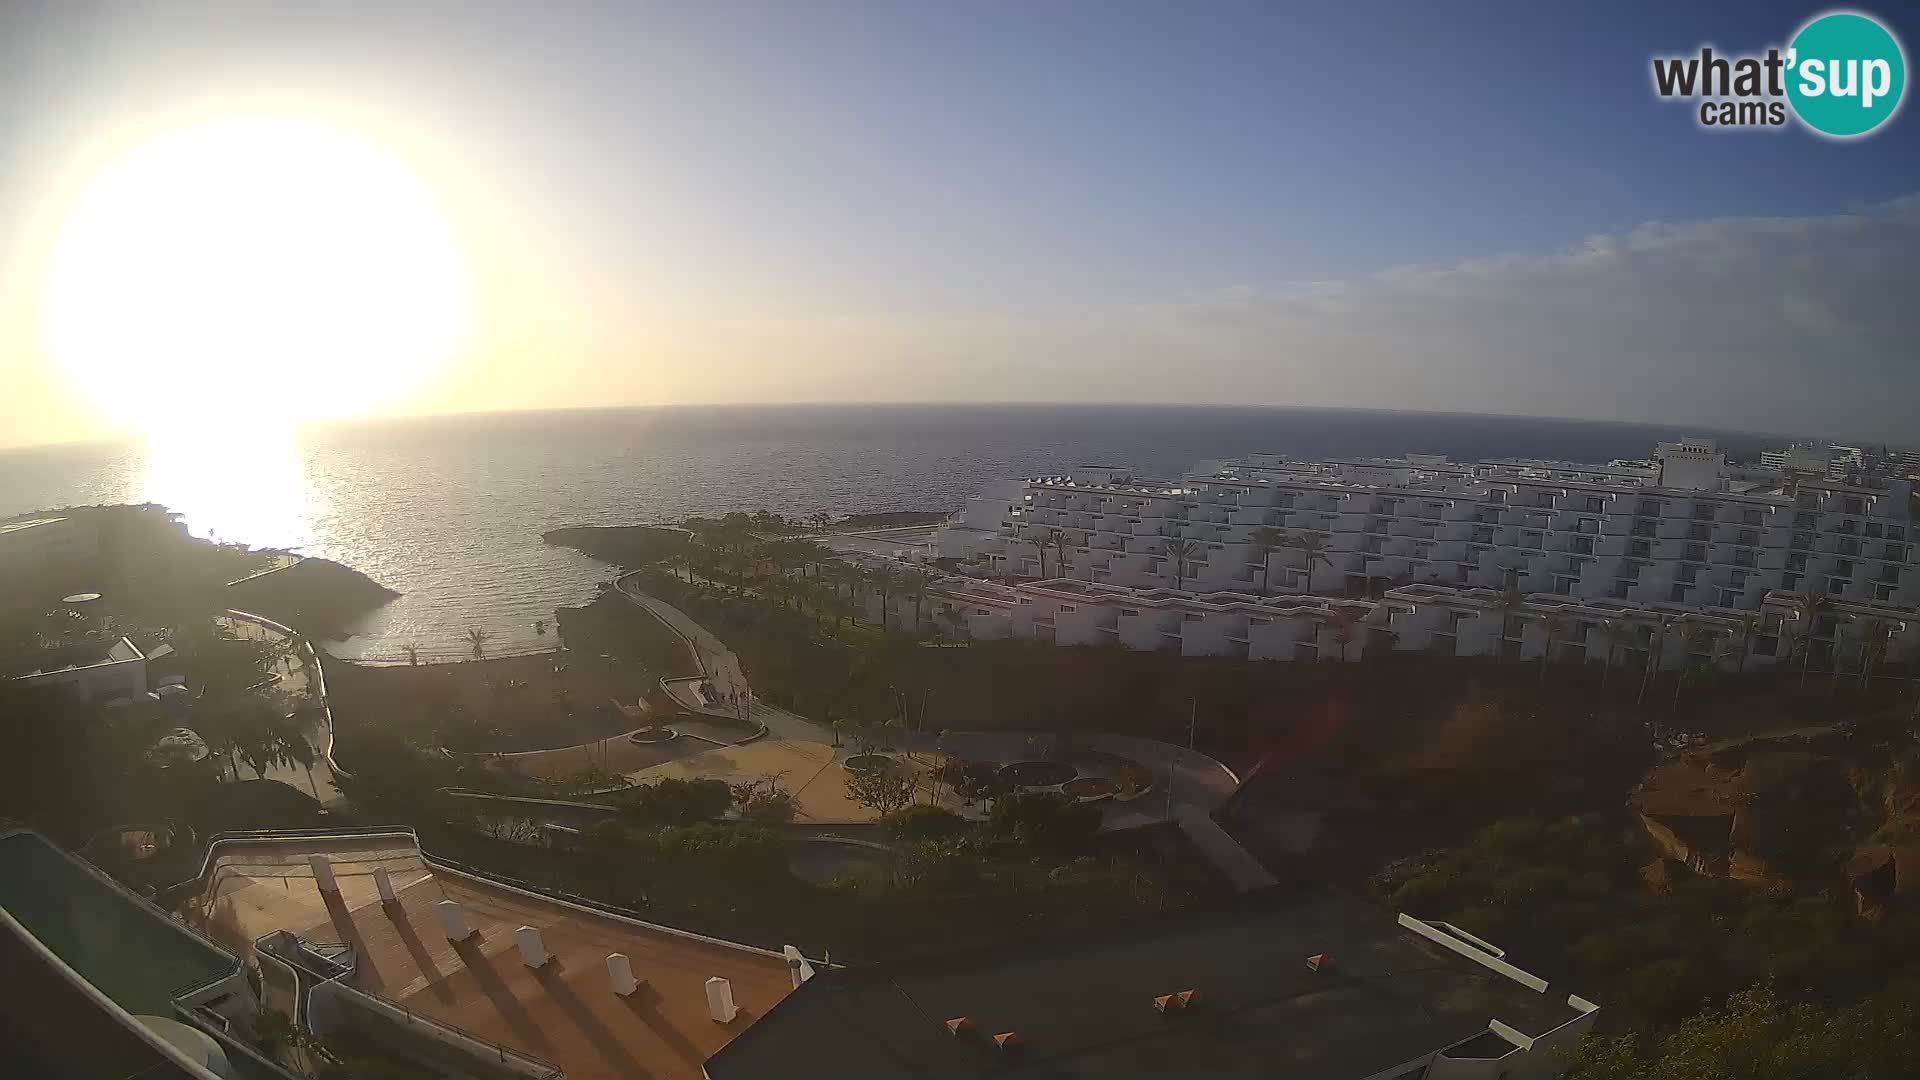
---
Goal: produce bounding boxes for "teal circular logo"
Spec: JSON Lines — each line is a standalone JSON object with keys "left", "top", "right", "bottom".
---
{"left": 1787, "top": 12, "right": 1906, "bottom": 137}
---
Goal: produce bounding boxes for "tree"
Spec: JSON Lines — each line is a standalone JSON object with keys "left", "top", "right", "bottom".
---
{"left": 1285, "top": 529, "right": 1334, "bottom": 591}
{"left": 1160, "top": 538, "right": 1198, "bottom": 592}
{"left": 622, "top": 777, "right": 733, "bottom": 824}
{"left": 989, "top": 791, "right": 1101, "bottom": 851}
{"left": 1567, "top": 985, "right": 1920, "bottom": 1080}
{"left": 1791, "top": 591, "right": 1830, "bottom": 689}
{"left": 1638, "top": 614, "right": 1673, "bottom": 706}
{"left": 870, "top": 563, "right": 894, "bottom": 629}
{"left": 401, "top": 642, "right": 421, "bottom": 667}
{"left": 730, "top": 774, "right": 797, "bottom": 824}
{"left": 1596, "top": 618, "right": 1626, "bottom": 690}
{"left": 533, "top": 619, "right": 547, "bottom": 637}
{"left": 465, "top": 628, "right": 490, "bottom": 662}
{"left": 222, "top": 700, "right": 296, "bottom": 781}
{"left": 278, "top": 717, "right": 322, "bottom": 799}
{"left": 185, "top": 629, "right": 281, "bottom": 696}
{"left": 1494, "top": 587, "right": 1529, "bottom": 663}
{"left": 1727, "top": 613, "right": 1761, "bottom": 676}
{"left": 844, "top": 763, "right": 918, "bottom": 816}
{"left": 1048, "top": 528, "right": 1070, "bottom": 581}
{"left": 1668, "top": 621, "right": 1703, "bottom": 706}
{"left": 1247, "top": 526, "right": 1285, "bottom": 594}
{"left": 1324, "top": 607, "right": 1360, "bottom": 662}
{"left": 900, "top": 573, "right": 930, "bottom": 635}
{"left": 1538, "top": 613, "right": 1571, "bottom": 687}
{"left": 940, "top": 605, "right": 970, "bottom": 642}
{"left": 1857, "top": 617, "right": 1892, "bottom": 691}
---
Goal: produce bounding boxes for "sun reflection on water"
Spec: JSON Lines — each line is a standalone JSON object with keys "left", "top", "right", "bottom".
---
{"left": 139, "top": 426, "right": 316, "bottom": 552}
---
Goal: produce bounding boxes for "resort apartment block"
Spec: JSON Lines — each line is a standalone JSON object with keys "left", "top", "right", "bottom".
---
{"left": 933, "top": 439, "right": 1918, "bottom": 667}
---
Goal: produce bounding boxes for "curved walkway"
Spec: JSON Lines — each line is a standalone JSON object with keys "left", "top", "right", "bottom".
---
{"left": 605, "top": 575, "right": 1273, "bottom": 886}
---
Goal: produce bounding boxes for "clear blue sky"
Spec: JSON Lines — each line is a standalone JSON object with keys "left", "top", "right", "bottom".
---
{"left": 1, "top": 1, "right": 1916, "bottom": 445}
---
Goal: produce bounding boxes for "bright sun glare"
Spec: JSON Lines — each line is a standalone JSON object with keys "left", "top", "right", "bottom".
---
{"left": 39, "top": 117, "right": 471, "bottom": 436}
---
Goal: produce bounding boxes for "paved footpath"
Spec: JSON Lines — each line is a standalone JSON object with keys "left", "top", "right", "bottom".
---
{"left": 609, "top": 575, "right": 1276, "bottom": 889}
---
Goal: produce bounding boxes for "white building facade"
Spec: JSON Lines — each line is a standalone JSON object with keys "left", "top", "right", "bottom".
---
{"left": 932, "top": 440, "right": 1918, "bottom": 669}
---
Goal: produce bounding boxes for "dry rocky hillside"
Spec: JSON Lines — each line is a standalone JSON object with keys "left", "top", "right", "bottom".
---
{"left": 1631, "top": 721, "right": 1920, "bottom": 917}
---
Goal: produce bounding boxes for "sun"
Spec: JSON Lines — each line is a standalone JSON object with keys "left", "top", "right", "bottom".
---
{"left": 38, "top": 117, "right": 472, "bottom": 434}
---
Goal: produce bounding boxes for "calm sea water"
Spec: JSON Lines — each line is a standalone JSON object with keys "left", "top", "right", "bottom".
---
{"left": 0, "top": 405, "right": 1787, "bottom": 661}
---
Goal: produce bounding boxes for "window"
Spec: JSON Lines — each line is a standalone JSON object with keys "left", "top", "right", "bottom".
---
{"left": 1795, "top": 511, "right": 1818, "bottom": 528}
{"left": 1788, "top": 552, "right": 1808, "bottom": 571}
{"left": 1734, "top": 549, "right": 1755, "bottom": 568}
{"left": 974, "top": 609, "right": 989, "bottom": 616}
{"left": 1828, "top": 578, "right": 1847, "bottom": 595}
{"left": 1730, "top": 570, "right": 1748, "bottom": 588}
{"left": 1687, "top": 524, "right": 1709, "bottom": 542}
{"left": 1692, "top": 503, "right": 1715, "bottom": 521}
{"left": 1584, "top": 496, "right": 1606, "bottom": 513}
{"left": 1736, "top": 529, "right": 1759, "bottom": 547}
{"left": 1677, "top": 564, "right": 1698, "bottom": 583}
{"left": 1838, "top": 538, "right": 1860, "bottom": 556}
{"left": 1893, "top": 526, "right": 1908, "bottom": 542}
{"left": 1684, "top": 543, "right": 1707, "bottom": 562}
{"left": 1629, "top": 539, "right": 1651, "bottom": 559}
{"left": 1535, "top": 493, "right": 1555, "bottom": 508}
{"left": 1718, "top": 589, "right": 1737, "bottom": 607}
{"left": 1835, "top": 559, "right": 1854, "bottom": 577}
{"left": 1636, "top": 499, "right": 1661, "bottom": 515}
{"left": 1867, "top": 522, "right": 1884, "bottom": 538}
{"left": 1570, "top": 537, "right": 1593, "bottom": 555}
{"left": 1791, "top": 532, "right": 1814, "bottom": 550}
{"left": 1741, "top": 509, "right": 1764, "bottom": 525}
{"left": 1875, "top": 584, "right": 1897, "bottom": 601}
{"left": 1487, "top": 490, "right": 1506, "bottom": 504}
{"left": 1797, "top": 493, "right": 1819, "bottom": 509}
{"left": 1783, "top": 572, "right": 1802, "bottom": 590}
{"left": 1669, "top": 584, "right": 1689, "bottom": 601}
{"left": 1059, "top": 605, "right": 1076, "bottom": 612}
{"left": 1612, "top": 582, "right": 1632, "bottom": 599}
{"left": 1844, "top": 497, "right": 1865, "bottom": 515}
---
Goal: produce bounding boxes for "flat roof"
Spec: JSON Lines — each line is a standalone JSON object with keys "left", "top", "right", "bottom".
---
{"left": 180, "top": 835, "right": 794, "bottom": 1080}
{"left": 707, "top": 890, "right": 1581, "bottom": 1080}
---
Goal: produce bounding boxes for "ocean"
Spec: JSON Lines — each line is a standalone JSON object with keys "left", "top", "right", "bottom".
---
{"left": 0, "top": 404, "right": 1790, "bottom": 661}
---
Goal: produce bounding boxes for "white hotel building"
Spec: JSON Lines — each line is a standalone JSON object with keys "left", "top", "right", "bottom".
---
{"left": 930, "top": 440, "right": 1918, "bottom": 670}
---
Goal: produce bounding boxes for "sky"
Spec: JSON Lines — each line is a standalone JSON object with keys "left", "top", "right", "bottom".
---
{"left": 0, "top": 0, "right": 1917, "bottom": 449}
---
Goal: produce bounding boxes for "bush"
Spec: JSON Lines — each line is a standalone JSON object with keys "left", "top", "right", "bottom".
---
{"left": 989, "top": 792, "right": 1101, "bottom": 852}
{"left": 897, "top": 838, "right": 981, "bottom": 891}
{"left": 883, "top": 804, "right": 966, "bottom": 840}
{"left": 621, "top": 777, "right": 733, "bottom": 824}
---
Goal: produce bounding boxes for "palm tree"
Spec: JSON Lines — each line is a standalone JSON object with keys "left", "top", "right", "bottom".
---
{"left": 1856, "top": 618, "right": 1892, "bottom": 692}
{"left": 900, "top": 574, "right": 930, "bottom": 635}
{"left": 1669, "top": 621, "right": 1704, "bottom": 706}
{"left": 1494, "top": 587, "right": 1528, "bottom": 663}
{"left": 1324, "top": 607, "right": 1361, "bottom": 661}
{"left": 1285, "top": 530, "right": 1334, "bottom": 592}
{"left": 1791, "top": 591, "right": 1831, "bottom": 689}
{"left": 1247, "top": 526, "right": 1285, "bottom": 594}
{"left": 533, "top": 619, "right": 547, "bottom": 637}
{"left": 1726, "top": 613, "right": 1760, "bottom": 675}
{"left": 1161, "top": 538, "right": 1199, "bottom": 591}
{"left": 941, "top": 605, "right": 969, "bottom": 642}
{"left": 401, "top": 642, "right": 422, "bottom": 668}
{"left": 466, "top": 628, "right": 490, "bottom": 662}
{"left": 1637, "top": 614, "right": 1673, "bottom": 706}
{"left": 1537, "top": 613, "right": 1571, "bottom": 688}
{"left": 1595, "top": 618, "right": 1626, "bottom": 690}
{"left": 868, "top": 564, "right": 896, "bottom": 629}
